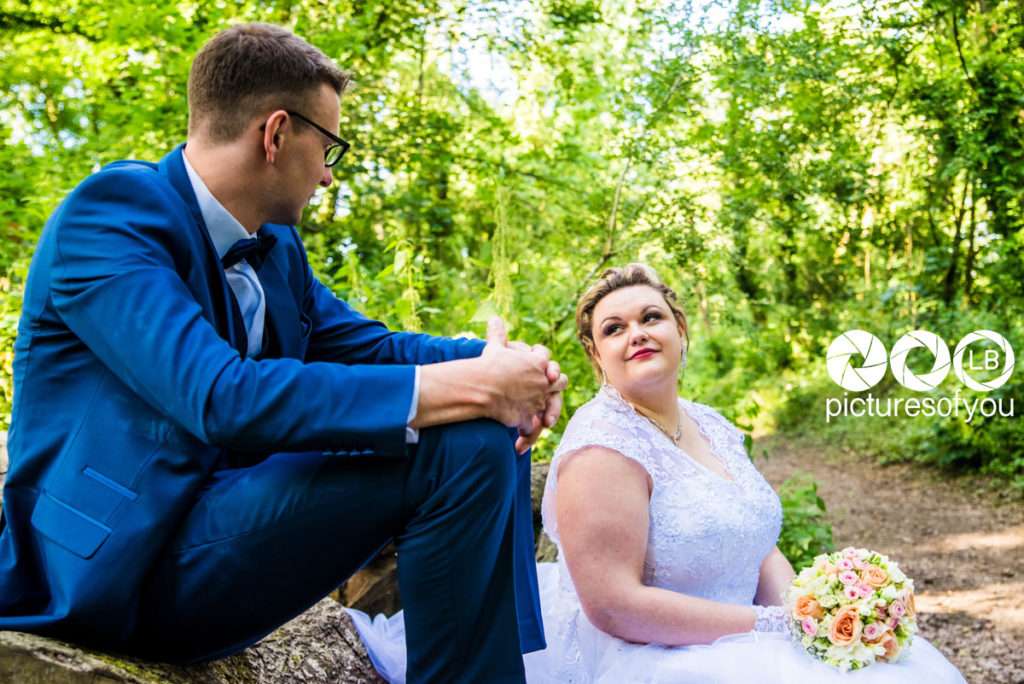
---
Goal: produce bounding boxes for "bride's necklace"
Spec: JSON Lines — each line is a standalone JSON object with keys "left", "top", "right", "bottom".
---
{"left": 627, "top": 400, "right": 683, "bottom": 444}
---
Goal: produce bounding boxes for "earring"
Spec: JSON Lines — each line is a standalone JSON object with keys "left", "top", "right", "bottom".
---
{"left": 680, "top": 347, "right": 688, "bottom": 370}
{"left": 600, "top": 368, "right": 609, "bottom": 386}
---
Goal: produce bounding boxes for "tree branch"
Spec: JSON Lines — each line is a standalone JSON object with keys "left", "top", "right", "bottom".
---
{"left": 949, "top": 6, "right": 977, "bottom": 92}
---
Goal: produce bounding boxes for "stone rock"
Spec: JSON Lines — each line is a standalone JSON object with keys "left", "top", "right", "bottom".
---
{"left": 0, "top": 599, "right": 384, "bottom": 684}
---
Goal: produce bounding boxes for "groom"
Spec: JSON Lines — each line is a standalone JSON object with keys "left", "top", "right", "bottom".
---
{"left": 0, "top": 23, "right": 564, "bottom": 683}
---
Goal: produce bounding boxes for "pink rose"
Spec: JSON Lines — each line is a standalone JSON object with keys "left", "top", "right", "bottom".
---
{"left": 857, "top": 583, "right": 874, "bottom": 599}
{"left": 888, "top": 600, "right": 906, "bottom": 619}
{"left": 838, "top": 558, "right": 855, "bottom": 571}
{"left": 802, "top": 617, "right": 818, "bottom": 636}
{"left": 887, "top": 617, "right": 899, "bottom": 629}
{"left": 863, "top": 622, "right": 886, "bottom": 641}
{"left": 844, "top": 585, "right": 861, "bottom": 601}
{"left": 839, "top": 570, "right": 859, "bottom": 585}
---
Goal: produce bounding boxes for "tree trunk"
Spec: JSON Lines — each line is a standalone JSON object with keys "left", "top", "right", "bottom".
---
{"left": 0, "top": 600, "right": 384, "bottom": 684}
{"left": 964, "top": 180, "right": 978, "bottom": 302}
{"left": 942, "top": 176, "right": 969, "bottom": 305}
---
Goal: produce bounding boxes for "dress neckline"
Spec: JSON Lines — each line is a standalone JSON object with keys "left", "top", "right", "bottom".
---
{"left": 598, "top": 384, "right": 737, "bottom": 485}
{"left": 677, "top": 398, "right": 737, "bottom": 484}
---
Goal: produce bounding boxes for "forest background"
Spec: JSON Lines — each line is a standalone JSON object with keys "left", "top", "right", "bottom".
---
{"left": 1, "top": 0, "right": 1022, "bottom": 567}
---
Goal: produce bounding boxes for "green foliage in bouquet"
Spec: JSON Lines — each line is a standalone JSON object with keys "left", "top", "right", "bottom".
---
{"left": 777, "top": 473, "right": 834, "bottom": 571}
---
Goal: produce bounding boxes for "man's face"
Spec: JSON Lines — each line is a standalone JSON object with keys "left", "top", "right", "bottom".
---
{"left": 269, "top": 83, "right": 339, "bottom": 226}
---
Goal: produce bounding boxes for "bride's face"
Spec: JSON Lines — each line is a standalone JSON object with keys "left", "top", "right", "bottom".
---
{"left": 591, "top": 285, "right": 685, "bottom": 393}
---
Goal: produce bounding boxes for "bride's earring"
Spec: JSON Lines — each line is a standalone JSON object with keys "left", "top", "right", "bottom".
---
{"left": 680, "top": 346, "right": 688, "bottom": 370}
{"left": 600, "top": 366, "right": 609, "bottom": 386}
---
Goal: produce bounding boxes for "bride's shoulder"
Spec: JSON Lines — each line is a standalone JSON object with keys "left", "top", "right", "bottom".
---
{"left": 556, "top": 388, "right": 651, "bottom": 460}
{"left": 566, "top": 386, "right": 631, "bottom": 423}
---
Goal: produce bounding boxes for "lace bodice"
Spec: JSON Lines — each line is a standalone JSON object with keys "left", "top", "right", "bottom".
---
{"left": 541, "top": 385, "right": 783, "bottom": 605}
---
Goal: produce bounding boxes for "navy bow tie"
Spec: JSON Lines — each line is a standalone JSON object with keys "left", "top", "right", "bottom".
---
{"left": 221, "top": 233, "right": 278, "bottom": 270}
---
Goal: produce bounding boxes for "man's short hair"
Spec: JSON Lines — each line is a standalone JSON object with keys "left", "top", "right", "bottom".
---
{"left": 187, "top": 23, "right": 351, "bottom": 142}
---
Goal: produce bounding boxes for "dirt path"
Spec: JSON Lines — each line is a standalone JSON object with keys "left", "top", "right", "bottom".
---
{"left": 754, "top": 435, "right": 1024, "bottom": 684}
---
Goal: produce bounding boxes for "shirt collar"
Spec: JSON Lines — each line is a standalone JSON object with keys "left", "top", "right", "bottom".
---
{"left": 182, "top": 148, "right": 252, "bottom": 260}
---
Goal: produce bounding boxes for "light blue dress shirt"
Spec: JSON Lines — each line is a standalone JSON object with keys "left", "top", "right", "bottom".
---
{"left": 181, "top": 150, "right": 420, "bottom": 442}
{"left": 182, "top": 153, "right": 265, "bottom": 358}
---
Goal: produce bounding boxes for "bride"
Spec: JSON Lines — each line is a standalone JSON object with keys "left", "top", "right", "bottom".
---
{"left": 347, "top": 263, "right": 966, "bottom": 683}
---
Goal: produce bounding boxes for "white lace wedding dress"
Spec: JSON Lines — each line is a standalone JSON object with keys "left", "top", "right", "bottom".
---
{"left": 346, "top": 385, "right": 967, "bottom": 683}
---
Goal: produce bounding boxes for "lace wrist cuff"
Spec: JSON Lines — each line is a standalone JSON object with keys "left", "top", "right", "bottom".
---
{"left": 752, "top": 605, "right": 789, "bottom": 633}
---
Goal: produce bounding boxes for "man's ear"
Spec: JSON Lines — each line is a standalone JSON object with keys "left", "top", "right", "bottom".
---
{"left": 262, "top": 109, "right": 290, "bottom": 164}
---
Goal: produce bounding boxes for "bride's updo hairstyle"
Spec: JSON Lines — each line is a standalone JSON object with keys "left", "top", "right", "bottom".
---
{"left": 575, "top": 263, "right": 690, "bottom": 380}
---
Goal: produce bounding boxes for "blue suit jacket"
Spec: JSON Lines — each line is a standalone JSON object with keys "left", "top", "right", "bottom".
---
{"left": 0, "top": 145, "right": 543, "bottom": 652}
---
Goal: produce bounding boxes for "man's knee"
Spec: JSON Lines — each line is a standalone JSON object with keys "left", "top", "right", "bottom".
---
{"left": 435, "top": 418, "right": 517, "bottom": 494}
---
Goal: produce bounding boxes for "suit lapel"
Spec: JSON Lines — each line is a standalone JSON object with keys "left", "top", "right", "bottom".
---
{"left": 158, "top": 144, "right": 248, "bottom": 358}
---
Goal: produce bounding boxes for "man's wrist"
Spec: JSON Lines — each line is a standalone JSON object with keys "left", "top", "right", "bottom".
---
{"left": 412, "top": 358, "right": 497, "bottom": 429}
{"left": 464, "top": 356, "right": 499, "bottom": 414}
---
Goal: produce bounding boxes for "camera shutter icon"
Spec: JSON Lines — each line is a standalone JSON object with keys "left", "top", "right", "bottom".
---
{"left": 827, "top": 330, "right": 888, "bottom": 392}
{"left": 889, "top": 330, "right": 951, "bottom": 392}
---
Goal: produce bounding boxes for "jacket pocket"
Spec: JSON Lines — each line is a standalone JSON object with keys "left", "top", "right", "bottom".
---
{"left": 31, "top": 490, "right": 112, "bottom": 560}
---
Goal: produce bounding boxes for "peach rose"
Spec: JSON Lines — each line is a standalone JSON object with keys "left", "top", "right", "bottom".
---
{"left": 794, "top": 595, "right": 825, "bottom": 620}
{"left": 861, "top": 565, "right": 889, "bottom": 588}
{"left": 828, "top": 605, "right": 863, "bottom": 647}
{"left": 905, "top": 591, "right": 916, "bottom": 619}
{"left": 878, "top": 633, "right": 901, "bottom": 661}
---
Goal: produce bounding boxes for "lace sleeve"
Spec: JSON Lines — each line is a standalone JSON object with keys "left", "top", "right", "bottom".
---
{"left": 540, "top": 397, "right": 661, "bottom": 545}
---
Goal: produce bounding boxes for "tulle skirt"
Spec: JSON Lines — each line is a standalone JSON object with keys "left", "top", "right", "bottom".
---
{"left": 345, "top": 563, "right": 967, "bottom": 683}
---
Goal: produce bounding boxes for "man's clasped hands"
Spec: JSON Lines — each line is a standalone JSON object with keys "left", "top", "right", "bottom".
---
{"left": 408, "top": 315, "right": 567, "bottom": 452}
{"left": 483, "top": 317, "right": 569, "bottom": 454}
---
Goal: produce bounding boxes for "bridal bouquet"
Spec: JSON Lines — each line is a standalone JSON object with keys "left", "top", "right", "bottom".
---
{"left": 784, "top": 547, "right": 917, "bottom": 672}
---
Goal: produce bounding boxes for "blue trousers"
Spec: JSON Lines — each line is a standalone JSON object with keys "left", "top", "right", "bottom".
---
{"left": 130, "top": 419, "right": 542, "bottom": 683}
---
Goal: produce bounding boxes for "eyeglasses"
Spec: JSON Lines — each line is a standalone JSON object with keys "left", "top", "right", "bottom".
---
{"left": 261, "top": 110, "right": 350, "bottom": 167}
